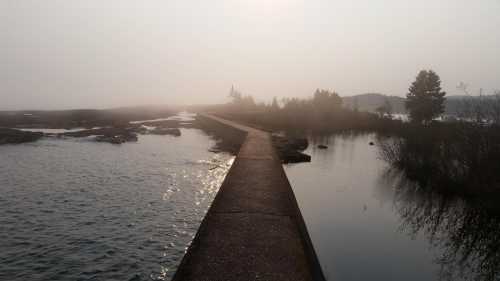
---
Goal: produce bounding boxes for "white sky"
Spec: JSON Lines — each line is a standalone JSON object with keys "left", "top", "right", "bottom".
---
{"left": 1, "top": 0, "right": 499, "bottom": 109}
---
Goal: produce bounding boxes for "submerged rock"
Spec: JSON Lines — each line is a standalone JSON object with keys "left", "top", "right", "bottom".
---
{"left": 0, "top": 128, "right": 44, "bottom": 145}
{"left": 317, "top": 144, "right": 328, "bottom": 149}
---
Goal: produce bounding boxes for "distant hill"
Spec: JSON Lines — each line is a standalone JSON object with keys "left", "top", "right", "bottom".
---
{"left": 342, "top": 93, "right": 406, "bottom": 113}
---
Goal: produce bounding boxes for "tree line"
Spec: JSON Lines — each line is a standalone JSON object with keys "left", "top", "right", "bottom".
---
{"left": 225, "top": 69, "right": 451, "bottom": 127}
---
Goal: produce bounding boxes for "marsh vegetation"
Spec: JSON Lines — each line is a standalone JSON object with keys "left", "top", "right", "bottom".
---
{"left": 206, "top": 70, "right": 500, "bottom": 198}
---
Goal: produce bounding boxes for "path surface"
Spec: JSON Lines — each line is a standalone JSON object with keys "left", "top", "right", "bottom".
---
{"left": 172, "top": 114, "right": 324, "bottom": 281}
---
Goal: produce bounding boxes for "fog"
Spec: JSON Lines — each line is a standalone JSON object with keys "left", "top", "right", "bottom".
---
{"left": 1, "top": 0, "right": 499, "bottom": 110}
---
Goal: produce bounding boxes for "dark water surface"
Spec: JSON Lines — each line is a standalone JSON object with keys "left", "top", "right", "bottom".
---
{"left": 0, "top": 128, "right": 233, "bottom": 281}
{"left": 284, "top": 133, "right": 500, "bottom": 281}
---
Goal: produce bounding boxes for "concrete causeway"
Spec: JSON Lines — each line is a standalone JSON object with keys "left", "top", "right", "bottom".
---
{"left": 172, "top": 114, "right": 325, "bottom": 281}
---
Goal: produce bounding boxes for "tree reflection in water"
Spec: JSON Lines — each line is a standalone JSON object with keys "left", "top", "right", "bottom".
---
{"left": 380, "top": 170, "right": 500, "bottom": 281}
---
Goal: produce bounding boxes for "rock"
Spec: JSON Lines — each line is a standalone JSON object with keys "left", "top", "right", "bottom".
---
{"left": 61, "top": 127, "right": 139, "bottom": 144}
{"left": 150, "top": 127, "right": 181, "bottom": 136}
{"left": 272, "top": 136, "right": 309, "bottom": 150}
{"left": 281, "top": 150, "right": 311, "bottom": 164}
{"left": 317, "top": 144, "right": 328, "bottom": 149}
{"left": 272, "top": 135, "right": 311, "bottom": 163}
{"left": 58, "top": 124, "right": 181, "bottom": 144}
{"left": 288, "top": 138, "right": 308, "bottom": 151}
{"left": 0, "top": 128, "right": 44, "bottom": 145}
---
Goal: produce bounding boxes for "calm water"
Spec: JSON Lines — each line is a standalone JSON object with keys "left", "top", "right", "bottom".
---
{"left": 0, "top": 128, "right": 233, "bottom": 281}
{"left": 285, "top": 133, "right": 500, "bottom": 281}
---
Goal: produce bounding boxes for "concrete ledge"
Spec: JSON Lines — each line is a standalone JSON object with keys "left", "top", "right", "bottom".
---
{"left": 172, "top": 114, "right": 325, "bottom": 281}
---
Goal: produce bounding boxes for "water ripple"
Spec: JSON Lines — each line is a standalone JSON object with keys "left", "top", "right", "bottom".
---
{"left": 0, "top": 129, "right": 233, "bottom": 281}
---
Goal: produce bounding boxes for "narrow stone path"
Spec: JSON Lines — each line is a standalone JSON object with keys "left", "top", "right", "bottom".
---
{"left": 172, "top": 114, "right": 324, "bottom": 281}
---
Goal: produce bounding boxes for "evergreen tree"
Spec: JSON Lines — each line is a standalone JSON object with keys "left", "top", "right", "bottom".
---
{"left": 406, "top": 70, "right": 446, "bottom": 124}
{"left": 228, "top": 85, "right": 255, "bottom": 110}
{"left": 229, "top": 85, "right": 242, "bottom": 103}
{"left": 312, "top": 89, "right": 342, "bottom": 111}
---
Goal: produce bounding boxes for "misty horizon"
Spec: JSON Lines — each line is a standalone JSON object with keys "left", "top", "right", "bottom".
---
{"left": 2, "top": 0, "right": 500, "bottom": 110}
{"left": 0, "top": 92, "right": 486, "bottom": 112}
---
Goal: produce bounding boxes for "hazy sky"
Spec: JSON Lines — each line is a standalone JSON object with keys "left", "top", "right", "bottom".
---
{"left": 1, "top": 0, "right": 499, "bottom": 110}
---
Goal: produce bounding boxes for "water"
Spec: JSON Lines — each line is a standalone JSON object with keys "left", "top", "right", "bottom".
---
{"left": 0, "top": 128, "right": 233, "bottom": 281}
{"left": 130, "top": 111, "right": 196, "bottom": 124}
{"left": 284, "top": 133, "right": 500, "bottom": 281}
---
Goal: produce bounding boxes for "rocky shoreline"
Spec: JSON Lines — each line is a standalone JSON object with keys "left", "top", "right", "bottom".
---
{"left": 1, "top": 121, "right": 185, "bottom": 145}
{"left": 62, "top": 125, "right": 182, "bottom": 144}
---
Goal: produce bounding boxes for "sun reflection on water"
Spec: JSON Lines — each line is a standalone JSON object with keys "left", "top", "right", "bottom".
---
{"left": 158, "top": 155, "right": 234, "bottom": 280}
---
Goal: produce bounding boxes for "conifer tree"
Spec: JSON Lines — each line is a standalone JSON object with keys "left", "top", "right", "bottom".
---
{"left": 406, "top": 70, "right": 446, "bottom": 124}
